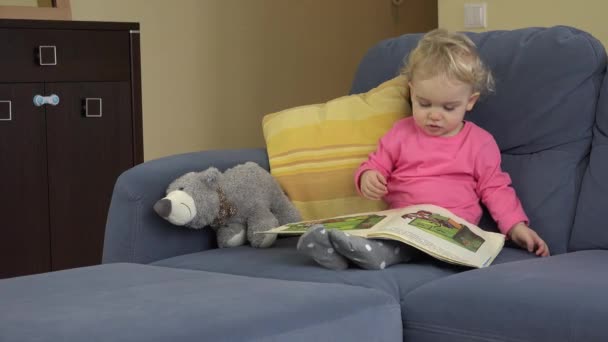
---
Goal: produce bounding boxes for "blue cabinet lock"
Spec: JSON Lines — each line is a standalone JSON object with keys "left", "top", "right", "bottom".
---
{"left": 33, "top": 94, "right": 60, "bottom": 107}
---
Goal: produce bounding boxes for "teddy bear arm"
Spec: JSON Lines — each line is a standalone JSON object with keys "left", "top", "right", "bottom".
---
{"left": 216, "top": 223, "right": 247, "bottom": 248}
{"left": 246, "top": 208, "right": 279, "bottom": 248}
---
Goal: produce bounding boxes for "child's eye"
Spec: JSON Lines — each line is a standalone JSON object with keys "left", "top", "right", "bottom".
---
{"left": 443, "top": 106, "right": 455, "bottom": 111}
{"left": 419, "top": 102, "right": 431, "bottom": 107}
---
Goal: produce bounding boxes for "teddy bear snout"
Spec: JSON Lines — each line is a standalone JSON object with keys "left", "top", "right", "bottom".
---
{"left": 154, "top": 198, "right": 172, "bottom": 218}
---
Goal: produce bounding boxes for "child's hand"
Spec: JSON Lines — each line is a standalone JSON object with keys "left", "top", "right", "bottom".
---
{"left": 507, "top": 222, "right": 550, "bottom": 257}
{"left": 360, "top": 170, "right": 388, "bottom": 200}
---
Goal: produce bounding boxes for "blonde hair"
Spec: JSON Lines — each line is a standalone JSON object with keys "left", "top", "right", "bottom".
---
{"left": 401, "top": 28, "right": 494, "bottom": 95}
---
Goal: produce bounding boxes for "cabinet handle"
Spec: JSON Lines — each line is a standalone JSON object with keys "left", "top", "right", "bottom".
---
{"left": 33, "top": 94, "right": 60, "bottom": 107}
{"left": 0, "top": 100, "right": 11, "bottom": 121}
{"left": 37, "top": 45, "right": 57, "bottom": 66}
{"left": 83, "top": 98, "right": 103, "bottom": 118}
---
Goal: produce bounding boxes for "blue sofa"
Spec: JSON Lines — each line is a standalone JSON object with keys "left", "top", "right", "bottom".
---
{"left": 2, "top": 26, "right": 608, "bottom": 342}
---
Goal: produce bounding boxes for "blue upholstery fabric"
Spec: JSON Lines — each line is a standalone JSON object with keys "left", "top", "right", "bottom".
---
{"left": 570, "top": 64, "right": 608, "bottom": 251}
{"left": 103, "top": 148, "right": 269, "bottom": 264}
{"left": 402, "top": 250, "right": 608, "bottom": 342}
{"left": 351, "top": 26, "right": 607, "bottom": 254}
{"left": 152, "top": 237, "right": 536, "bottom": 305}
{"left": 0, "top": 263, "right": 402, "bottom": 342}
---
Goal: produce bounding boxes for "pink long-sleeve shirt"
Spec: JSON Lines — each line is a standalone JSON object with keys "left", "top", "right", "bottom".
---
{"left": 355, "top": 117, "right": 528, "bottom": 235}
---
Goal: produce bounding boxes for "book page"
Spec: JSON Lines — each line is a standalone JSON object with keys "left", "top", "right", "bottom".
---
{"left": 368, "top": 204, "right": 504, "bottom": 268}
{"left": 263, "top": 208, "right": 404, "bottom": 236}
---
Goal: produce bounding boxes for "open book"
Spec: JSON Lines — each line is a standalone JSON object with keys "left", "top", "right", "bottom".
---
{"left": 265, "top": 204, "right": 505, "bottom": 268}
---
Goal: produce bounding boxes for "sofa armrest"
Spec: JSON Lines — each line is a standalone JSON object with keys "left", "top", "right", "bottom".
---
{"left": 102, "top": 148, "right": 269, "bottom": 264}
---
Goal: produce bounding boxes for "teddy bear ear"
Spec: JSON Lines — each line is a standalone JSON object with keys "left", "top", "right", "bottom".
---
{"left": 201, "top": 167, "right": 221, "bottom": 186}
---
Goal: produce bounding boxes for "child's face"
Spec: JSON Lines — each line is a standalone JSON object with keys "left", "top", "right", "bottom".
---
{"left": 409, "top": 75, "right": 479, "bottom": 137}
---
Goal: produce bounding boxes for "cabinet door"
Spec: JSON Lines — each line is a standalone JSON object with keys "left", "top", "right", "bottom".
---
{"left": 45, "top": 82, "right": 134, "bottom": 271}
{"left": 0, "top": 83, "right": 51, "bottom": 278}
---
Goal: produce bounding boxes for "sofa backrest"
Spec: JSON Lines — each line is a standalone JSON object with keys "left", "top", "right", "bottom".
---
{"left": 570, "top": 65, "right": 608, "bottom": 251}
{"left": 350, "top": 26, "right": 607, "bottom": 254}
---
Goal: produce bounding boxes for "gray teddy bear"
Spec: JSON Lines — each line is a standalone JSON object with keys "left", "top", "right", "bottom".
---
{"left": 153, "top": 162, "right": 301, "bottom": 248}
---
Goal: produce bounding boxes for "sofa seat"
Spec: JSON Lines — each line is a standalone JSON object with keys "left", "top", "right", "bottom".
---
{"left": 151, "top": 237, "right": 537, "bottom": 311}
{"left": 402, "top": 250, "right": 608, "bottom": 342}
{"left": 0, "top": 263, "right": 402, "bottom": 342}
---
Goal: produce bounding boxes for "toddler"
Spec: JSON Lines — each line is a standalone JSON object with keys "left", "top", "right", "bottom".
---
{"left": 297, "top": 28, "right": 550, "bottom": 270}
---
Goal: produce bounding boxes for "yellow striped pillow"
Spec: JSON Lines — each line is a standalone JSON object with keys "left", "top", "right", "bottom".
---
{"left": 263, "top": 75, "right": 411, "bottom": 220}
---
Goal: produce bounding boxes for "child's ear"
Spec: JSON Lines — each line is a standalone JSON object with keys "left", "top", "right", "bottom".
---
{"left": 466, "top": 92, "right": 480, "bottom": 111}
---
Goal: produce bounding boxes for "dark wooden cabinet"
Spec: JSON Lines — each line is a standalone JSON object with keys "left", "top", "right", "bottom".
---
{"left": 0, "top": 20, "right": 143, "bottom": 278}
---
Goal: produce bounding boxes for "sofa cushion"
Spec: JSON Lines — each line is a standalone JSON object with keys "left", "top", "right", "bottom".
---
{"left": 262, "top": 76, "right": 409, "bottom": 220}
{"left": 351, "top": 26, "right": 607, "bottom": 254}
{"left": 151, "top": 238, "right": 536, "bottom": 309}
{"left": 401, "top": 250, "right": 608, "bottom": 342}
{"left": 0, "top": 263, "right": 402, "bottom": 342}
{"left": 570, "top": 64, "right": 608, "bottom": 251}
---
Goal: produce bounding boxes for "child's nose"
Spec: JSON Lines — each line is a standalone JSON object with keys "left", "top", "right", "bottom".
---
{"left": 428, "top": 111, "right": 441, "bottom": 121}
